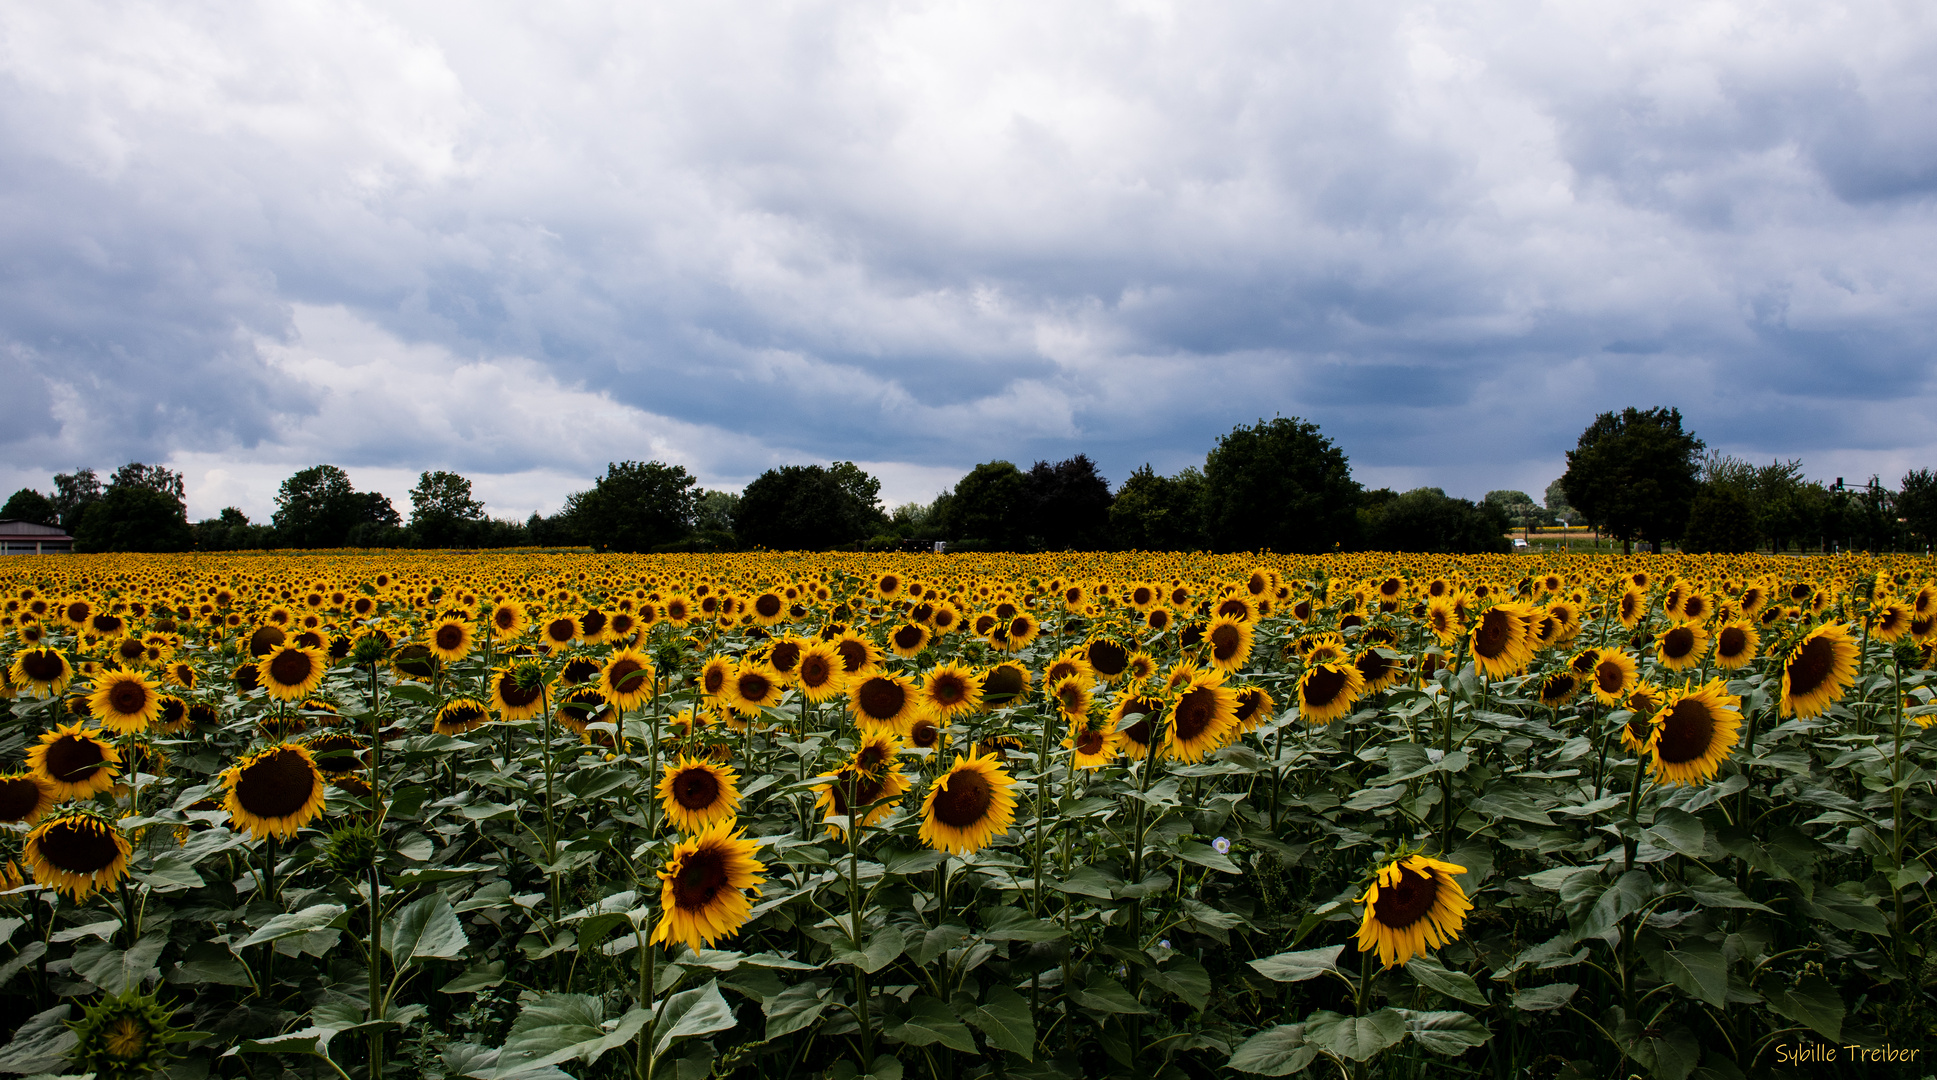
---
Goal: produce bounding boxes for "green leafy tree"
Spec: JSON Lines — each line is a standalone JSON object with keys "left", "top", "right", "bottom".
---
{"left": 0, "top": 488, "right": 57, "bottom": 525}
{"left": 408, "top": 470, "right": 487, "bottom": 548}
{"left": 1898, "top": 469, "right": 1937, "bottom": 551}
{"left": 1109, "top": 465, "right": 1207, "bottom": 550}
{"left": 733, "top": 464, "right": 882, "bottom": 550}
{"left": 72, "top": 465, "right": 192, "bottom": 553}
{"left": 1363, "top": 488, "right": 1511, "bottom": 553}
{"left": 192, "top": 507, "right": 273, "bottom": 551}
{"left": 935, "top": 461, "right": 1029, "bottom": 550}
{"left": 1543, "top": 478, "right": 1575, "bottom": 525}
{"left": 50, "top": 468, "right": 103, "bottom": 531}
{"left": 568, "top": 460, "right": 699, "bottom": 553}
{"left": 1023, "top": 455, "right": 1112, "bottom": 550}
{"left": 1560, "top": 407, "right": 1704, "bottom": 554}
{"left": 1201, "top": 417, "right": 1361, "bottom": 553}
{"left": 272, "top": 465, "right": 398, "bottom": 548}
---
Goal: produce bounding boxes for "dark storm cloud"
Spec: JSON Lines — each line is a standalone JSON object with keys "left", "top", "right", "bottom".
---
{"left": 0, "top": 1, "right": 1933, "bottom": 519}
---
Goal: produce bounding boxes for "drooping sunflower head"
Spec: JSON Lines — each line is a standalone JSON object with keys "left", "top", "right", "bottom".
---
{"left": 221, "top": 743, "right": 327, "bottom": 840}
{"left": 1536, "top": 670, "right": 1581, "bottom": 710}
{"left": 27, "top": 722, "right": 122, "bottom": 801}
{"left": 1353, "top": 852, "right": 1473, "bottom": 969}
{"left": 1232, "top": 684, "right": 1278, "bottom": 733}
{"left": 1296, "top": 662, "right": 1366, "bottom": 726}
{"left": 979, "top": 662, "right": 1032, "bottom": 706}
{"left": 650, "top": 820, "right": 767, "bottom": 952}
{"left": 87, "top": 670, "right": 162, "bottom": 734}
{"left": 491, "top": 662, "right": 548, "bottom": 721}
{"left": 658, "top": 755, "right": 742, "bottom": 834}
{"left": 918, "top": 751, "right": 1018, "bottom": 855}
{"left": 432, "top": 698, "right": 491, "bottom": 737}
{"left": 303, "top": 731, "right": 369, "bottom": 777}
{"left": 1779, "top": 623, "right": 1859, "bottom": 719}
{"left": 1645, "top": 679, "right": 1743, "bottom": 786}
{"left": 10, "top": 646, "right": 74, "bottom": 698}
{"left": 25, "top": 808, "right": 132, "bottom": 900}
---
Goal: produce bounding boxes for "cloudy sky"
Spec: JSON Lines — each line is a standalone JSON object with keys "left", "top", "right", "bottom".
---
{"left": 1, "top": 1, "right": 1933, "bottom": 523}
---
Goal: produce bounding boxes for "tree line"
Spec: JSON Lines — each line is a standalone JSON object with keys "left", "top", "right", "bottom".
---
{"left": 6, "top": 409, "right": 1927, "bottom": 555}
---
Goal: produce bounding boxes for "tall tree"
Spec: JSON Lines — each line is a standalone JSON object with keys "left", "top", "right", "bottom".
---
{"left": 50, "top": 469, "right": 103, "bottom": 531}
{"left": 1201, "top": 417, "right": 1361, "bottom": 553}
{"left": 734, "top": 464, "right": 883, "bottom": 550}
{"left": 935, "top": 461, "right": 1029, "bottom": 550}
{"left": 1362, "top": 488, "right": 1511, "bottom": 553}
{"left": 570, "top": 460, "right": 699, "bottom": 553}
{"left": 0, "top": 488, "right": 57, "bottom": 526}
{"left": 409, "top": 470, "right": 487, "bottom": 547}
{"left": 1109, "top": 465, "right": 1207, "bottom": 550}
{"left": 1899, "top": 469, "right": 1937, "bottom": 551}
{"left": 272, "top": 465, "right": 397, "bottom": 548}
{"left": 1560, "top": 407, "right": 1704, "bottom": 554}
{"left": 1022, "top": 455, "right": 1111, "bottom": 550}
{"left": 72, "top": 463, "right": 192, "bottom": 553}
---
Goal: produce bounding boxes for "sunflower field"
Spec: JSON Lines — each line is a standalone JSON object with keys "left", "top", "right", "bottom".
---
{"left": 0, "top": 551, "right": 1930, "bottom": 1080}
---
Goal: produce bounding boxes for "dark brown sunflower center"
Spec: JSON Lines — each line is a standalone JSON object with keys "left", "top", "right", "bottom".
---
{"left": 930, "top": 674, "right": 968, "bottom": 705}
{"left": 1595, "top": 660, "right": 1626, "bottom": 694}
{"left": 1210, "top": 624, "right": 1244, "bottom": 662}
{"left": 158, "top": 698, "right": 186, "bottom": 725}
{"left": 1717, "top": 627, "right": 1748, "bottom": 658}
{"left": 835, "top": 640, "right": 869, "bottom": 673}
{"left": 798, "top": 655, "right": 833, "bottom": 687}
{"left": 932, "top": 768, "right": 994, "bottom": 828}
{"left": 856, "top": 677, "right": 905, "bottom": 720}
{"left": 21, "top": 650, "right": 64, "bottom": 682}
{"left": 234, "top": 749, "right": 320, "bottom": 820}
{"left": 983, "top": 667, "right": 1024, "bottom": 702}
{"left": 248, "top": 626, "right": 285, "bottom": 658}
{"left": 1542, "top": 674, "right": 1577, "bottom": 703}
{"left": 117, "top": 638, "right": 144, "bottom": 661}
{"left": 45, "top": 736, "right": 106, "bottom": 781}
{"left": 0, "top": 777, "right": 46, "bottom": 820}
{"left": 671, "top": 848, "right": 729, "bottom": 910}
{"left": 755, "top": 594, "right": 783, "bottom": 618}
{"left": 1655, "top": 700, "right": 1717, "bottom": 764}
{"left": 1303, "top": 666, "right": 1350, "bottom": 708}
{"left": 64, "top": 603, "right": 90, "bottom": 623}
{"left": 435, "top": 625, "right": 466, "bottom": 651}
{"left": 105, "top": 679, "right": 149, "bottom": 715}
{"left": 39, "top": 818, "right": 120, "bottom": 873}
{"left": 1047, "top": 661, "right": 1079, "bottom": 683}
{"left": 736, "top": 671, "right": 773, "bottom": 701}
{"left": 1661, "top": 627, "right": 1696, "bottom": 660}
{"left": 562, "top": 658, "right": 601, "bottom": 684}
{"left": 1235, "top": 690, "right": 1266, "bottom": 723}
{"left": 769, "top": 641, "right": 801, "bottom": 674}
{"left": 909, "top": 719, "right": 939, "bottom": 748}
{"left": 671, "top": 767, "right": 723, "bottom": 810}
{"left": 1371, "top": 865, "right": 1438, "bottom": 929}
{"left": 546, "top": 619, "right": 576, "bottom": 642}
{"left": 608, "top": 659, "right": 648, "bottom": 694}
{"left": 1173, "top": 687, "right": 1220, "bottom": 741}
{"left": 268, "top": 650, "right": 316, "bottom": 687}
{"left": 1356, "top": 653, "right": 1395, "bottom": 684}
{"left": 1082, "top": 642, "right": 1126, "bottom": 678}
{"left": 1473, "top": 609, "right": 1515, "bottom": 658}
{"left": 439, "top": 703, "right": 486, "bottom": 729}
{"left": 497, "top": 675, "right": 542, "bottom": 708}
{"left": 1786, "top": 636, "right": 1834, "bottom": 695}
{"left": 495, "top": 607, "right": 519, "bottom": 630}
{"left": 893, "top": 625, "right": 925, "bottom": 651}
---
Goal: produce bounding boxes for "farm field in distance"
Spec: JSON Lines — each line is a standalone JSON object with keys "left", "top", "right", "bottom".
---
{"left": 0, "top": 550, "right": 1927, "bottom": 1080}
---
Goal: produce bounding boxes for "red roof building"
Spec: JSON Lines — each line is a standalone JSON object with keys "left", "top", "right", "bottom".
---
{"left": 0, "top": 520, "right": 73, "bottom": 554}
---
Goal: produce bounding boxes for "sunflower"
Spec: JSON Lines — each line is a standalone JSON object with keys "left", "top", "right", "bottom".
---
{"left": 765, "top": 637, "right": 805, "bottom": 681}
{"left": 221, "top": 743, "right": 327, "bottom": 840}
{"left": 1110, "top": 695, "right": 1162, "bottom": 758}
{"left": 918, "top": 662, "right": 983, "bottom": 721}
{"left": 1146, "top": 607, "right": 1174, "bottom": 633}
{"left": 1043, "top": 649, "right": 1094, "bottom": 687}
{"left": 304, "top": 732, "right": 368, "bottom": 777}
{"left": 9, "top": 646, "right": 73, "bottom": 698}
{"left": 0, "top": 772, "right": 55, "bottom": 825}
{"left": 70, "top": 986, "right": 193, "bottom": 1079}
{"left": 907, "top": 715, "right": 948, "bottom": 752}
{"left": 1353, "top": 853, "right": 1473, "bottom": 968}
{"left": 1296, "top": 662, "right": 1366, "bottom": 725}
{"left": 813, "top": 733, "right": 910, "bottom": 835}
{"left": 980, "top": 662, "right": 1032, "bottom": 706}
{"left": 539, "top": 615, "right": 579, "bottom": 649}
{"left": 257, "top": 645, "right": 327, "bottom": 702}
{"left": 601, "top": 650, "right": 658, "bottom": 712}
{"left": 1065, "top": 716, "right": 1118, "bottom": 768}
{"left": 152, "top": 695, "right": 191, "bottom": 736}
{"left": 87, "top": 670, "right": 162, "bottom": 734}
{"left": 1000, "top": 613, "right": 1041, "bottom": 652}
{"left": 1616, "top": 588, "right": 1646, "bottom": 629}
{"left": 432, "top": 698, "right": 491, "bottom": 736}
{"left": 25, "top": 810, "right": 131, "bottom": 900}
{"left": 554, "top": 687, "right": 611, "bottom": 735}
{"left": 1713, "top": 621, "right": 1760, "bottom": 670}
{"left": 1536, "top": 670, "right": 1582, "bottom": 710}
{"left": 480, "top": 601, "right": 527, "bottom": 641}
{"left": 27, "top": 723, "right": 121, "bottom": 801}
{"left": 164, "top": 661, "right": 196, "bottom": 691}
{"left": 1779, "top": 623, "right": 1860, "bottom": 719}
{"left": 1654, "top": 623, "right": 1709, "bottom": 672}
{"left": 698, "top": 656, "right": 735, "bottom": 703}
{"left": 1352, "top": 648, "right": 1406, "bottom": 697}
{"left": 575, "top": 608, "right": 612, "bottom": 646}
{"left": 1165, "top": 672, "right": 1240, "bottom": 761}
{"left": 887, "top": 622, "right": 932, "bottom": 659}
{"left": 794, "top": 641, "right": 848, "bottom": 703}
{"left": 658, "top": 756, "right": 742, "bottom": 833}
{"left": 1873, "top": 602, "right": 1914, "bottom": 643}
{"left": 426, "top": 618, "right": 475, "bottom": 662}
{"left": 1587, "top": 650, "right": 1638, "bottom": 705}
{"left": 1632, "top": 678, "right": 1743, "bottom": 786}
{"left": 1422, "top": 599, "right": 1462, "bottom": 644}
{"left": 1048, "top": 675, "right": 1093, "bottom": 720}
{"left": 1464, "top": 605, "right": 1533, "bottom": 677}
{"left": 649, "top": 820, "right": 766, "bottom": 951}
{"left": 849, "top": 673, "right": 925, "bottom": 735}
{"left": 1084, "top": 638, "right": 1132, "bottom": 682}
{"left": 724, "top": 661, "right": 784, "bottom": 719}
{"left": 1232, "top": 685, "right": 1278, "bottom": 733}
{"left": 1124, "top": 650, "right": 1159, "bottom": 683}
{"left": 918, "top": 751, "right": 1018, "bottom": 855}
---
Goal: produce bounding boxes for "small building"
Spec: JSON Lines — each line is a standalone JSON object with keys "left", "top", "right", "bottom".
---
{"left": 0, "top": 520, "right": 73, "bottom": 555}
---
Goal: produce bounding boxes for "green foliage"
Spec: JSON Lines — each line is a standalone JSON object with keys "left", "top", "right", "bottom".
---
{"left": 1561, "top": 406, "right": 1704, "bottom": 552}
{"left": 1202, "top": 416, "right": 1362, "bottom": 553}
